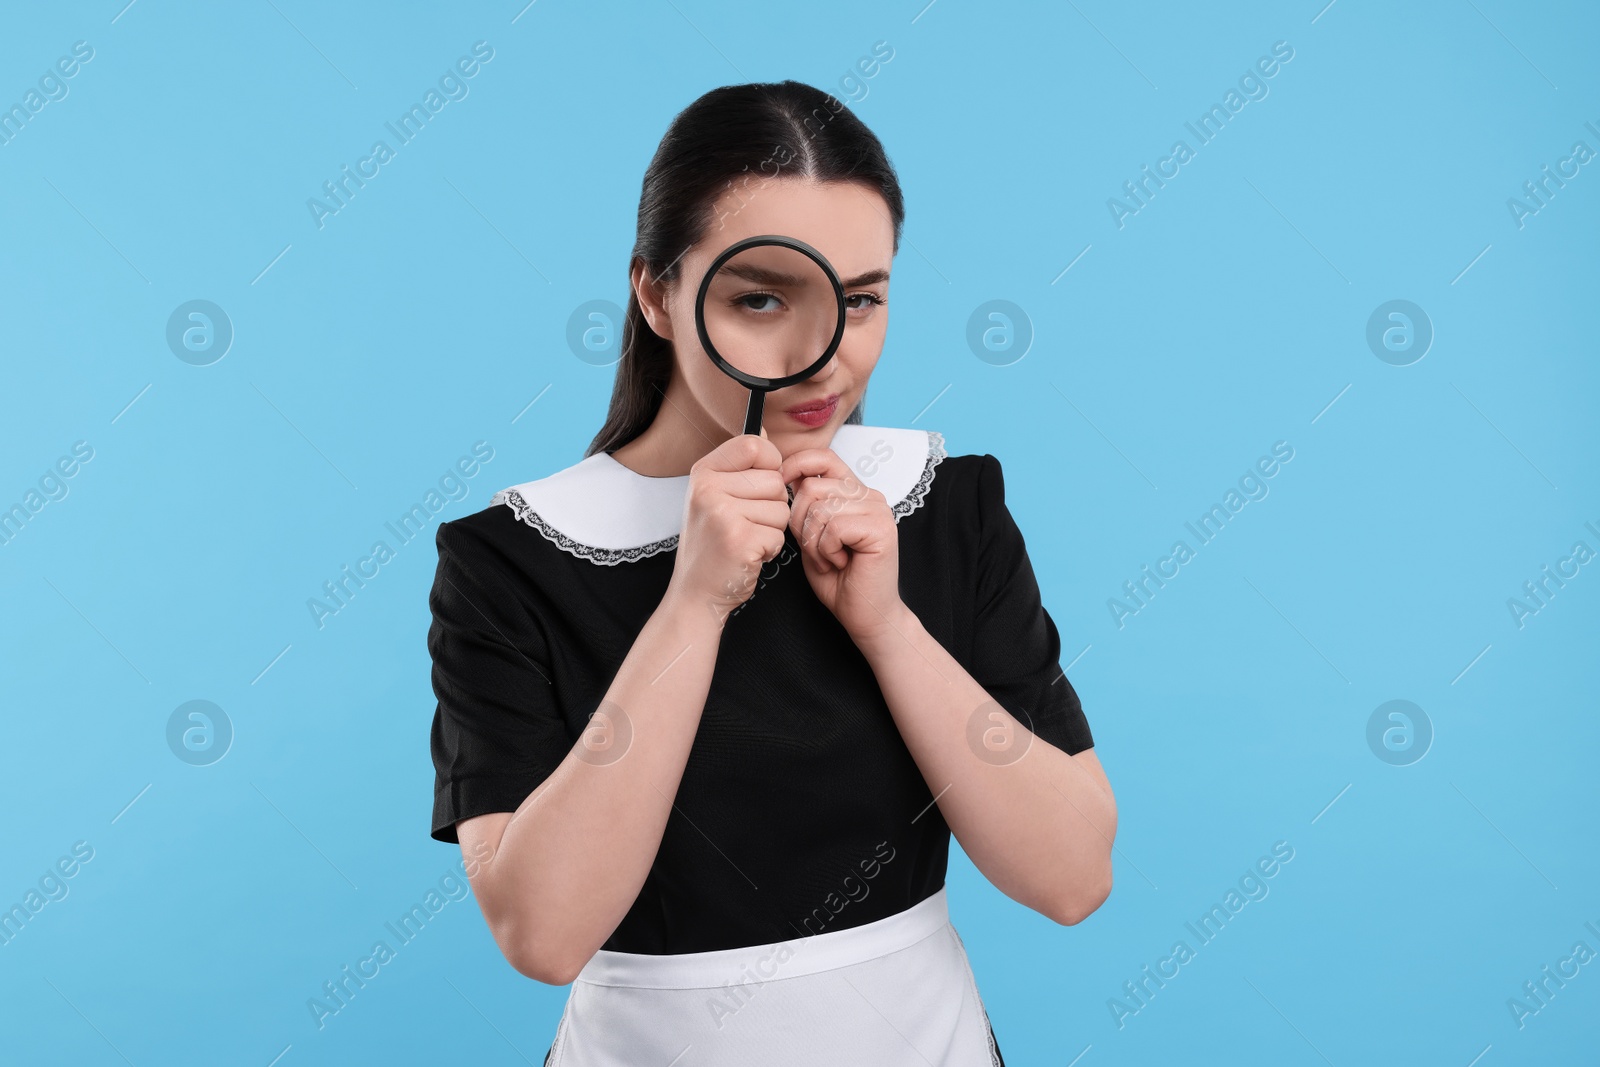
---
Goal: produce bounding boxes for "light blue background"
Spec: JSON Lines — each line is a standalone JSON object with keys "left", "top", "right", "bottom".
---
{"left": 2, "top": 1, "right": 1596, "bottom": 1063}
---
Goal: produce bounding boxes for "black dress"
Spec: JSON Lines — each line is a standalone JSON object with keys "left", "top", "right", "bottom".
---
{"left": 427, "top": 423, "right": 1094, "bottom": 957}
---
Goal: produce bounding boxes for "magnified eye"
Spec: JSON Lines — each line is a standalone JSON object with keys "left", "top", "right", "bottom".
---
{"left": 736, "top": 291, "right": 784, "bottom": 313}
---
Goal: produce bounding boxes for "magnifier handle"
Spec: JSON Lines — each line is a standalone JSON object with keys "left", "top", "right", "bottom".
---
{"left": 742, "top": 388, "right": 765, "bottom": 436}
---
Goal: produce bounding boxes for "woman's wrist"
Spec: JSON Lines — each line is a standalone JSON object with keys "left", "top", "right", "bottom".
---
{"left": 656, "top": 581, "right": 737, "bottom": 641}
{"left": 849, "top": 599, "right": 922, "bottom": 663}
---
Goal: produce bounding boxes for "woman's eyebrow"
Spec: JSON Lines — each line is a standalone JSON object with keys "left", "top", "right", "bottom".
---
{"left": 841, "top": 268, "right": 890, "bottom": 287}
{"left": 718, "top": 263, "right": 891, "bottom": 288}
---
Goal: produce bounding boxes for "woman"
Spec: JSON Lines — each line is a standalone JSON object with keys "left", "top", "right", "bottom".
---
{"left": 427, "top": 79, "right": 1117, "bottom": 1065}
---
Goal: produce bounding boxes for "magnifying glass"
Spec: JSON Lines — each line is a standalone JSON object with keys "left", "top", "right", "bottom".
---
{"left": 694, "top": 234, "right": 847, "bottom": 437}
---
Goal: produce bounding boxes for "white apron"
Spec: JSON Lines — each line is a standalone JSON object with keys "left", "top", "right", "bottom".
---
{"left": 543, "top": 886, "right": 1003, "bottom": 1066}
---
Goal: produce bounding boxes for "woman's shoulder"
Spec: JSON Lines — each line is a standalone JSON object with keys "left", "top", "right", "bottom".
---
{"left": 438, "top": 444, "right": 675, "bottom": 569}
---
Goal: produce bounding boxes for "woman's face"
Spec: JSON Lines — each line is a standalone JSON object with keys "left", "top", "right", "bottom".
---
{"left": 634, "top": 176, "right": 895, "bottom": 453}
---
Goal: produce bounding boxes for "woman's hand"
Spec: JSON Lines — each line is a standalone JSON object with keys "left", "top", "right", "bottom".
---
{"left": 779, "top": 447, "right": 907, "bottom": 646}
{"left": 665, "top": 431, "right": 791, "bottom": 627}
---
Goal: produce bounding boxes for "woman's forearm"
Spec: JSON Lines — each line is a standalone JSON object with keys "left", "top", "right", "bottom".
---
{"left": 470, "top": 589, "right": 727, "bottom": 983}
{"left": 854, "top": 601, "right": 1117, "bottom": 925}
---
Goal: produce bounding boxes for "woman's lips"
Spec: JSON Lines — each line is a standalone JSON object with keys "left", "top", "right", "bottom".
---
{"left": 784, "top": 394, "right": 839, "bottom": 427}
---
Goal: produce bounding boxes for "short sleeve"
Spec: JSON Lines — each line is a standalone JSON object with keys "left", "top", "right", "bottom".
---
{"left": 428, "top": 518, "right": 572, "bottom": 843}
{"left": 969, "top": 454, "right": 1094, "bottom": 756}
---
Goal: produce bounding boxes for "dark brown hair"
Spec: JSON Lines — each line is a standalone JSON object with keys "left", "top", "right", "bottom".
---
{"left": 585, "top": 80, "right": 905, "bottom": 458}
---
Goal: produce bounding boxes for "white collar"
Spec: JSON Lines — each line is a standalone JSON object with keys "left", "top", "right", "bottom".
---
{"left": 490, "top": 424, "right": 947, "bottom": 565}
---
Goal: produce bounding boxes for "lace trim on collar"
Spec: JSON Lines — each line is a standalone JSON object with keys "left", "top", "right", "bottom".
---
{"left": 894, "top": 429, "right": 945, "bottom": 521}
{"left": 490, "top": 487, "right": 682, "bottom": 566}
{"left": 494, "top": 428, "right": 946, "bottom": 565}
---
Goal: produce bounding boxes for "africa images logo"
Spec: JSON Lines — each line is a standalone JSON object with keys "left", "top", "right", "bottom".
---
{"left": 1106, "top": 40, "right": 1295, "bottom": 229}
{"left": 305, "top": 41, "right": 495, "bottom": 229}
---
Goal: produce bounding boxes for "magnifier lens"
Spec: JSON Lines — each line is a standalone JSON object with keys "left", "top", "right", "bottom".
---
{"left": 701, "top": 243, "right": 838, "bottom": 382}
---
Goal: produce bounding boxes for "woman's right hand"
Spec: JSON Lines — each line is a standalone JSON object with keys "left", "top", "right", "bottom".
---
{"left": 665, "top": 431, "right": 791, "bottom": 624}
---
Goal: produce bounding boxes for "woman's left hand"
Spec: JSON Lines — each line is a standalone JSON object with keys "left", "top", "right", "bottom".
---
{"left": 779, "top": 447, "right": 905, "bottom": 646}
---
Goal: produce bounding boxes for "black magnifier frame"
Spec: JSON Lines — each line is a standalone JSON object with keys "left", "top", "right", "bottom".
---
{"left": 693, "top": 234, "right": 848, "bottom": 437}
